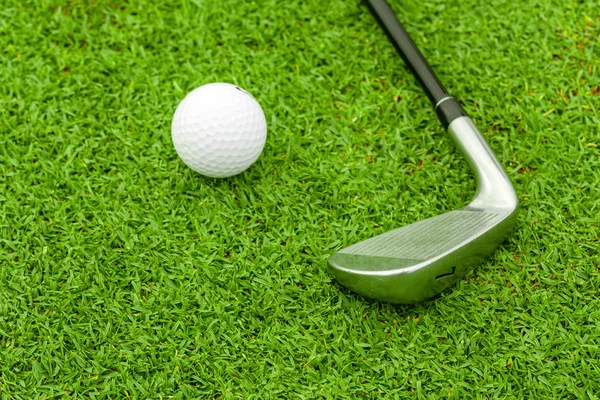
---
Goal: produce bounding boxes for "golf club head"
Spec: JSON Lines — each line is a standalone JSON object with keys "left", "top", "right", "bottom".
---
{"left": 328, "top": 117, "right": 518, "bottom": 304}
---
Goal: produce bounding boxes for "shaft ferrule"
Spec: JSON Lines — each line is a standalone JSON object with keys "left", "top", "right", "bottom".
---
{"left": 435, "top": 96, "right": 467, "bottom": 130}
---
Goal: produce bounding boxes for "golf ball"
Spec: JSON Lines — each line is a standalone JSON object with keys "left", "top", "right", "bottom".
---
{"left": 171, "top": 83, "right": 267, "bottom": 178}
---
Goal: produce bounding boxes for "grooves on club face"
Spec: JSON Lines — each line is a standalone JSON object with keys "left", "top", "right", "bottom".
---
{"left": 328, "top": 117, "right": 519, "bottom": 304}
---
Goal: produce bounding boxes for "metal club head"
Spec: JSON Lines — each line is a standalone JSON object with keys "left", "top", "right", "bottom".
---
{"left": 328, "top": 117, "right": 519, "bottom": 304}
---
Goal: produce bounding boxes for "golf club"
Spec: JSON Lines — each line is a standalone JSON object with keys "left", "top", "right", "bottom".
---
{"left": 328, "top": 0, "right": 519, "bottom": 304}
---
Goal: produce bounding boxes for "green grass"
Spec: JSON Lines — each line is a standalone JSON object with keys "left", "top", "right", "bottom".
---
{"left": 1, "top": 0, "right": 599, "bottom": 397}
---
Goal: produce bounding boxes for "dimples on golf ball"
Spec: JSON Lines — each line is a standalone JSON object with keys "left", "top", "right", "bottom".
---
{"left": 171, "top": 83, "right": 267, "bottom": 178}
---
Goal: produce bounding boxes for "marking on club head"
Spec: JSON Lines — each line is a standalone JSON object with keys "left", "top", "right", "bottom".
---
{"left": 435, "top": 266, "right": 456, "bottom": 280}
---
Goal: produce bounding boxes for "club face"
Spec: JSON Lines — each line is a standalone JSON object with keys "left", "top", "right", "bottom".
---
{"left": 328, "top": 205, "right": 518, "bottom": 304}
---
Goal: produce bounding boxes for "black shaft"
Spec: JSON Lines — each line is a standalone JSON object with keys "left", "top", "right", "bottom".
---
{"left": 365, "top": 0, "right": 467, "bottom": 129}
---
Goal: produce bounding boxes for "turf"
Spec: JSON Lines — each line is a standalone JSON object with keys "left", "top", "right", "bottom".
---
{"left": 1, "top": 0, "right": 599, "bottom": 398}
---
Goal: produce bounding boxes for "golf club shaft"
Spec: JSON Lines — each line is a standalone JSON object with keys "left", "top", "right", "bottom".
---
{"left": 365, "top": 0, "right": 466, "bottom": 129}
{"left": 365, "top": 0, "right": 517, "bottom": 210}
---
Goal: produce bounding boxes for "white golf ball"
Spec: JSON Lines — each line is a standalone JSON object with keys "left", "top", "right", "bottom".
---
{"left": 171, "top": 83, "right": 267, "bottom": 178}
